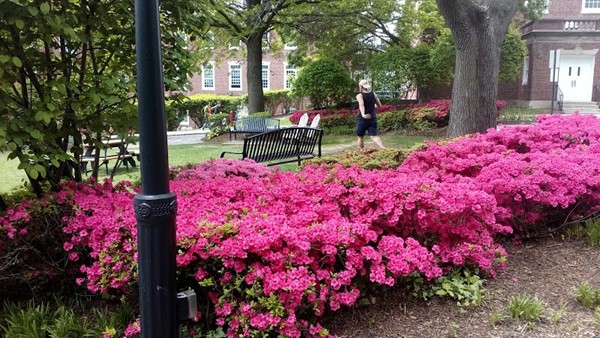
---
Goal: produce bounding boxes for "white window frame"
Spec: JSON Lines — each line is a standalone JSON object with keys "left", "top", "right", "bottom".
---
{"left": 284, "top": 63, "right": 297, "bottom": 89}
{"left": 202, "top": 62, "right": 215, "bottom": 90}
{"left": 522, "top": 56, "right": 529, "bottom": 85}
{"left": 543, "top": 0, "right": 550, "bottom": 13}
{"left": 582, "top": 0, "right": 600, "bottom": 13}
{"left": 229, "top": 62, "right": 242, "bottom": 91}
{"left": 262, "top": 62, "right": 270, "bottom": 90}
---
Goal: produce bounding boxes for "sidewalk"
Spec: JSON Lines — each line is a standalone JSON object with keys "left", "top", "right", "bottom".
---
{"left": 166, "top": 128, "right": 208, "bottom": 136}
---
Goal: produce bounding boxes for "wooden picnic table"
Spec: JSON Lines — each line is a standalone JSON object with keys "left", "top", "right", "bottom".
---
{"left": 80, "top": 137, "right": 138, "bottom": 176}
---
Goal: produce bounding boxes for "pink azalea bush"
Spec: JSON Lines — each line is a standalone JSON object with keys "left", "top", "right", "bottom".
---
{"left": 401, "top": 114, "right": 600, "bottom": 232}
{"left": 53, "top": 161, "right": 507, "bottom": 337}
{"left": 288, "top": 105, "right": 397, "bottom": 125}
{"left": 2, "top": 114, "right": 600, "bottom": 337}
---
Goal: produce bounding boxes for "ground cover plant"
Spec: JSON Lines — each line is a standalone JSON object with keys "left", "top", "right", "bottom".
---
{"left": 2, "top": 114, "right": 600, "bottom": 337}
{"left": 290, "top": 99, "right": 506, "bottom": 133}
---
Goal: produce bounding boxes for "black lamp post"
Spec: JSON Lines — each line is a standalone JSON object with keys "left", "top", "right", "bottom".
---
{"left": 134, "top": 0, "right": 178, "bottom": 336}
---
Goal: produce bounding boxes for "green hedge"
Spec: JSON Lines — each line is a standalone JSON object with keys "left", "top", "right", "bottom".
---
{"left": 168, "top": 95, "right": 246, "bottom": 130}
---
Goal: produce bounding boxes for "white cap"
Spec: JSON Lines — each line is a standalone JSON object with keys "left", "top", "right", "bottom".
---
{"left": 359, "top": 79, "right": 371, "bottom": 91}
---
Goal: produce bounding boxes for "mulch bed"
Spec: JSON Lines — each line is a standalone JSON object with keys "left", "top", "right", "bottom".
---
{"left": 326, "top": 237, "right": 600, "bottom": 337}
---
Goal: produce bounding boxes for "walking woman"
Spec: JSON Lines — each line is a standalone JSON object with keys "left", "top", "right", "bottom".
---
{"left": 356, "top": 79, "right": 385, "bottom": 149}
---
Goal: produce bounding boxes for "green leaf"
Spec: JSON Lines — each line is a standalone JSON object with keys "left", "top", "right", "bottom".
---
{"left": 28, "top": 6, "right": 39, "bottom": 16}
{"left": 18, "top": 161, "right": 28, "bottom": 170}
{"left": 15, "top": 19, "right": 24, "bottom": 29}
{"left": 34, "top": 111, "right": 45, "bottom": 121}
{"left": 28, "top": 168, "right": 39, "bottom": 179}
{"left": 0, "top": 55, "right": 8, "bottom": 63}
{"left": 30, "top": 129, "right": 42, "bottom": 139}
{"left": 34, "top": 164, "right": 46, "bottom": 177}
{"left": 12, "top": 56, "right": 22, "bottom": 68}
{"left": 51, "top": 158, "right": 60, "bottom": 167}
{"left": 40, "top": 2, "right": 50, "bottom": 15}
{"left": 7, "top": 142, "right": 17, "bottom": 152}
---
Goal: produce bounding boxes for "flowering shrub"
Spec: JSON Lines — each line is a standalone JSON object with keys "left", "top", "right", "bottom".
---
{"left": 0, "top": 194, "right": 76, "bottom": 299}
{"left": 3, "top": 115, "right": 600, "bottom": 337}
{"left": 401, "top": 114, "right": 600, "bottom": 233}
{"left": 59, "top": 161, "right": 509, "bottom": 337}
{"left": 288, "top": 105, "right": 397, "bottom": 125}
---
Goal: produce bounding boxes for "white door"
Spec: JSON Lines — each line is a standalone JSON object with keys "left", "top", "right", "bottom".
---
{"left": 558, "top": 55, "right": 594, "bottom": 102}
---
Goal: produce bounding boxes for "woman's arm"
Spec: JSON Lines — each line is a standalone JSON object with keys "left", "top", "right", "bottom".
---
{"left": 356, "top": 93, "right": 371, "bottom": 119}
{"left": 374, "top": 93, "right": 383, "bottom": 109}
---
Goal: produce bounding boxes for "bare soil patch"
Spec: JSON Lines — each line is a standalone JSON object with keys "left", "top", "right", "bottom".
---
{"left": 326, "top": 237, "right": 600, "bottom": 338}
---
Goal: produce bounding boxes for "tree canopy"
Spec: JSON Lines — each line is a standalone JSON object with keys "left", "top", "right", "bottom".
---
{"left": 0, "top": 0, "right": 206, "bottom": 196}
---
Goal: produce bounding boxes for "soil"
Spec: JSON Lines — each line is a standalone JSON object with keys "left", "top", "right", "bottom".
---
{"left": 325, "top": 237, "right": 600, "bottom": 338}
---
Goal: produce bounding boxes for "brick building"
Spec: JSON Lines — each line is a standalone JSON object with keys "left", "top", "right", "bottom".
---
{"left": 515, "top": 0, "right": 600, "bottom": 109}
{"left": 186, "top": 35, "right": 304, "bottom": 115}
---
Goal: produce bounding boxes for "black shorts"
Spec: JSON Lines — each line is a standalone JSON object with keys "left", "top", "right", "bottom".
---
{"left": 356, "top": 118, "right": 378, "bottom": 137}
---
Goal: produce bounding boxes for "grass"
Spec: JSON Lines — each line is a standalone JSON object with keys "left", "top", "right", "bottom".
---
{"left": 0, "top": 132, "right": 434, "bottom": 195}
{"left": 507, "top": 294, "right": 545, "bottom": 322}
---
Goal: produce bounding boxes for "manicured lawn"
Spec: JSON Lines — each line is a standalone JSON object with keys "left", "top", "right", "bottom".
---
{"left": 0, "top": 132, "right": 436, "bottom": 194}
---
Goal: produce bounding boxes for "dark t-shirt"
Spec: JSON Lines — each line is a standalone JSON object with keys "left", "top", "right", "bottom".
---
{"left": 357, "top": 92, "right": 377, "bottom": 122}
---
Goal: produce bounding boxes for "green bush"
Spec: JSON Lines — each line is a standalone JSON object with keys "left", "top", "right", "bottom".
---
{"left": 169, "top": 95, "right": 245, "bottom": 129}
{"left": 206, "top": 113, "right": 231, "bottom": 139}
{"left": 263, "top": 90, "right": 300, "bottom": 115}
{"left": 291, "top": 58, "right": 354, "bottom": 109}
{"left": 378, "top": 109, "right": 409, "bottom": 132}
{"left": 305, "top": 147, "right": 416, "bottom": 170}
{"left": 249, "top": 111, "right": 272, "bottom": 118}
{"left": 320, "top": 113, "right": 355, "bottom": 135}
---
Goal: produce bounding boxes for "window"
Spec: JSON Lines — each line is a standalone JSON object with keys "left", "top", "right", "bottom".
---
{"left": 229, "top": 62, "right": 242, "bottom": 90}
{"left": 522, "top": 57, "right": 529, "bottom": 85}
{"left": 262, "top": 63, "right": 270, "bottom": 89}
{"left": 543, "top": 0, "right": 550, "bottom": 13}
{"left": 202, "top": 62, "right": 215, "bottom": 90}
{"left": 583, "top": 0, "right": 600, "bottom": 12}
{"left": 284, "top": 63, "right": 297, "bottom": 89}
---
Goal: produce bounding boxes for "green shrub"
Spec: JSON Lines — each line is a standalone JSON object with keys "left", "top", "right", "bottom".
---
{"left": 319, "top": 113, "right": 355, "bottom": 135}
{"left": 249, "top": 111, "right": 272, "bottom": 118}
{"left": 206, "top": 113, "right": 230, "bottom": 139}
{"left": 507, "top": 294, "right": 545, "bottom": 321}
{"left": 432, "top": 268, "right": 485, "bottom": 307}
{"left": 0, "top": 301, "right": 51, "bottom": 338}
{"left": 585, "top": 217, "right": 600, "bottom": 246}
{"left": 170, "top": 94, "right": 245, "bottom": 129}
{"left": 263, "top": 90, "right": 300, "bottom": 115}
{"left": 305, "top": 147, "right": 415, "bottom": 170}
{"left": 291, "top": 58, "right": 354, "bottom": 109}
{"left": 378, "top": 109, "right": 409, "bottom": 132}
{"left": 575, "top": 282, "right": 600, "bottom": 309}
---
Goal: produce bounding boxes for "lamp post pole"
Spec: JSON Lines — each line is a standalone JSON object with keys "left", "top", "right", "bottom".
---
{"left": 134, "top": 0, "right": 178, "bottom": 336}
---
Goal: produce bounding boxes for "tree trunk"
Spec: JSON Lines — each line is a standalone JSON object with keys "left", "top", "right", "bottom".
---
{"left": 436, "top": 0, "right": 518, "bottom": 137}
{"left": 246, "top": 32, "right": 265, "bottom": 114}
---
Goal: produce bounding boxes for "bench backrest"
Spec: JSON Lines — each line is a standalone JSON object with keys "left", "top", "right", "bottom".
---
{"left": 242, "top": 127, "right": 323, "bottom": 165}
{"left": 235, "top": 117, "right": 280, "bottom": 133}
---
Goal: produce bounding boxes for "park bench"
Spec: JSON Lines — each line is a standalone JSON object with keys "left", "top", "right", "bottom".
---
{"left": 220, "top": 127, "right": 323, "bottom": 166}
{"left": 229, "top": 117, "right": 280, "bottom": 140}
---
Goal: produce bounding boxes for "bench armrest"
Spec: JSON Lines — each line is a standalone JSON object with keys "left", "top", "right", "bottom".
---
{"left": 220, "top": 151, "right": 243, "bottom": 158}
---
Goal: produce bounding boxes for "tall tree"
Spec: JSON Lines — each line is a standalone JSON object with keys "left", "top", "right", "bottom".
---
{"left": 206, "top": 0, "right": 316, "bottom": 114}
{"left": 0, "top": 0, "right": 205, "bottom": 196}
{"left": 436, "top": 0, "right": 541, "bottom": 137}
